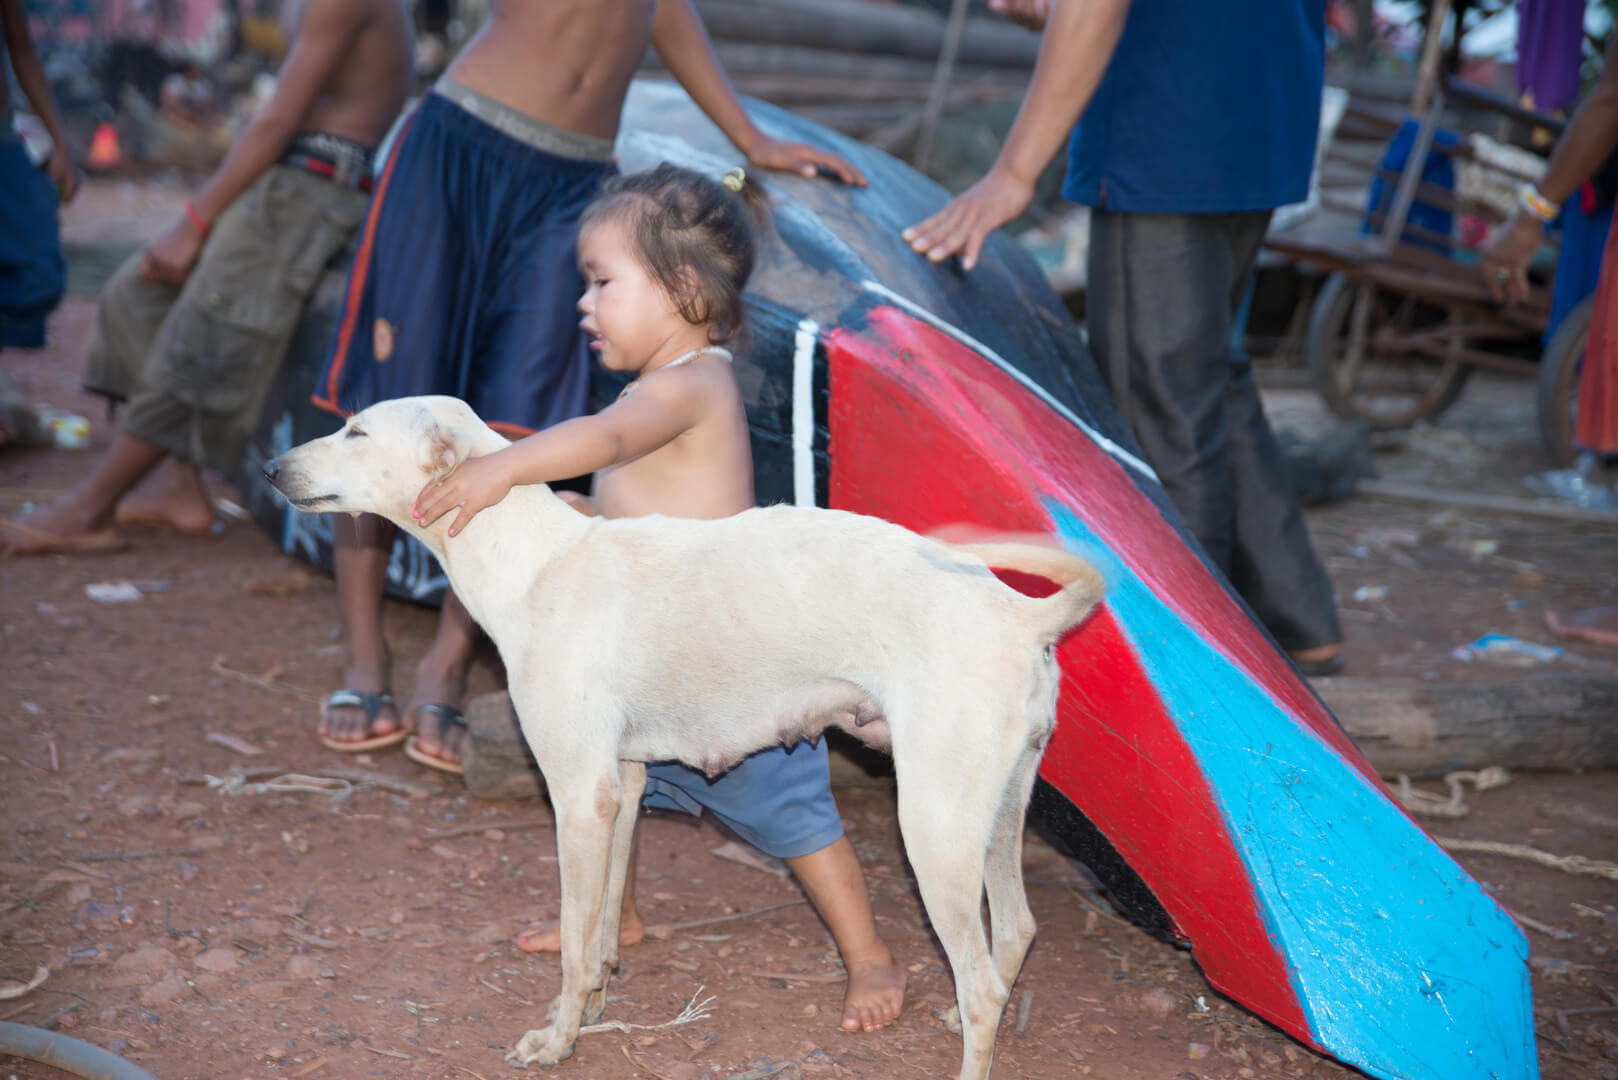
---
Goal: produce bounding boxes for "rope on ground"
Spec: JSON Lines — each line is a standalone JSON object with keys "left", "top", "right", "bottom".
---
{"left": 578, "top": 986, "right": 714, "bottom": 1038}
{"left": 1388, "top": 765, "right": 1511, "bottom": 818}
{"left": 1432, "top": 837, "right": 1618, "bottom": 881}
{"left": 204, "top": 773, "right": 353, "bottom": 798}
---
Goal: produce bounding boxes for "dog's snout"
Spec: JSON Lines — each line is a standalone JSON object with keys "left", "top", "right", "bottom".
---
{"left": 262, "top": 457, "right": 281, "bottom": 484}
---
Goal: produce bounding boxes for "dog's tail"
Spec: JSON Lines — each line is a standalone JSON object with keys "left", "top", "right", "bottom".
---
{"left": 937, "top": 534, "right": 1107, "bottom": 644}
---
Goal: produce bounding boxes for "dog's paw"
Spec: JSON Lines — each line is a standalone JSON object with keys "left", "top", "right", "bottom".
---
{"left": 506, "top": 1026, "right": 576, "bottom": 1069}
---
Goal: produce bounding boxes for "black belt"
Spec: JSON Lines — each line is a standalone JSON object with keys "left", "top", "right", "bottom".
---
{"left": 280, "top": 132, "right": 375, "bottom": 193}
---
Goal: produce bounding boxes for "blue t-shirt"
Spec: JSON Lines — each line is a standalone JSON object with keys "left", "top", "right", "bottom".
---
{"left": 1062, "top": 0, "right": 1326, "bottom": 214}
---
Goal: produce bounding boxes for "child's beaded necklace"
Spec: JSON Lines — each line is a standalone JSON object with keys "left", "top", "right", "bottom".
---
{"left": 616, "top": 345, "right": 733, "bottom": 400}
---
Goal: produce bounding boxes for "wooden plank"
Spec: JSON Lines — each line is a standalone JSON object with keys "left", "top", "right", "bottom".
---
{"left": 1317, "top": 675, "right": 1618, "bottom": 775}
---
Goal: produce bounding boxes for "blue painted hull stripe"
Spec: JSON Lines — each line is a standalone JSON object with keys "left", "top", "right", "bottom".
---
{"left": 1046, "top": 501, "right": 1536, "bottom": 1080}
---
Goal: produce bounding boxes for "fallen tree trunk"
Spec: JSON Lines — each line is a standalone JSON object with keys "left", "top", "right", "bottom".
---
{"left": 1315, "top": 675, "right": 1618, "bottom": 775}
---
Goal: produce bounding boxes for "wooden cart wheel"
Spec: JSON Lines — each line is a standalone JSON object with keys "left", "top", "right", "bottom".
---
{"left": 1537, "top": 293, "right": 1591, "bottom": 468}
{"left": 1305, "top": 271, "right": 1471, "bottom": 428}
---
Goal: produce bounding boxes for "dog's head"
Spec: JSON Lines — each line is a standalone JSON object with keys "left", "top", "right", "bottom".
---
{"left": 264, "top": 396, "right": 489, "bottom": 525}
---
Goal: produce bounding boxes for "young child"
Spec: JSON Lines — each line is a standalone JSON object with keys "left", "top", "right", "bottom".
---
{"left": 412, "top": 164, "right": 906, "bottom": 1033}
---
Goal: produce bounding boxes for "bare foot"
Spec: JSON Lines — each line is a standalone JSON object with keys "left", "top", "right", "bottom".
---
{"left": 841, "top": 952, "right": 907, "bottom": 1032}
{"left": 0, "top": 500, "right": 123, "bottom": 557}
{"left": 516, "top": 909, "right": 647, "bottom": 953}
{"left": 115, "top": 487, "right": 218, "bottom": 535}
{"left": 1545, "top": 606, "right": 1618, "bottom": 649}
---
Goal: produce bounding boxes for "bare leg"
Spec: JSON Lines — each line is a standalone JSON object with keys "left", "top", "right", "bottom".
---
{"left": 404, "top": 586, "right": 480, "bottom": 766}
{"left": 517, "top": 836, "right": 647, "bottom": 953}
{"left": 2, "top": 433, "right": 164, "bottom": 554}
{"left": 116, "top": 457, "right": 217, "bottom": 534}
{"left": 323, "top": 513, "right": 401, "bottom": 743}
{"left": 786, "top": 836, "right": 907, "bottom": 1032}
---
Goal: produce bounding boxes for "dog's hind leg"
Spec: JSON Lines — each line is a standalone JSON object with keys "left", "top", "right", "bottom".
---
{"left": 983, "top": 742, "right": 1042, "bottom": 995}
{"left": 897, "top": 745, "right": 1007, "bottom": 1080}
{"left": 506, "top": 762, "right": 624, "bottom": 1069}
{"left": 591, "top": 759, "right": 647, "bottom": 1018}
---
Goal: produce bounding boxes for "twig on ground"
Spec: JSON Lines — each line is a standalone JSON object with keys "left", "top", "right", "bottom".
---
{"left": 75, "top": 848, "right": 204, "bottom": 862}
{"left": 644, "top": 899, "right": 809, "bottom": 940}
{"left": 360, "top": 1045, "right": 412, "bottom": 1060}
{"left": 210, "top": 655, "right": 322, "bottom": 704}
{"left": 205, "top": 732, "right": 264, "bottom": 757}
{"left": 0, "top": 965, "right": 48, "bottom": 1000}
{"left": 38, "top": 1000, "right": 81, "bottom": 1029}
{"left": 47, "top": 741, "right": 58, "bottom": 772}
{"left": 1509, "top": 910, "right": 1576, "bottom": 941}
{"left": 449, "top": 1066, "right": 492, "bottom": 1080}
{"left": 579, "top": 985, "right": 715, "bottom": 1036}
{"left": 206, "top": 773, "right": 352, "bottom": 798}
{"left": 742, "top": 969, "right": 845, "bottom": 984}
{"left": 319, "top": 766, "right": 437, "bottom": 799}
{"left": 283, "top": 927, "right": 340, "bottom": 950}
{"left": 180, "top": 765, "right": 285, "bottom": 785}
{"left": 423, "top": 816, "right": 554, "bottom": 841}
{"left": 1435, "top": 836, "right": 1618, "bottom": 880}
{"left": 477, "top": 978, "right": 506, "bottom": 996}
{"left": 290, "top": 1060, "right": 327, "bottom": 1078}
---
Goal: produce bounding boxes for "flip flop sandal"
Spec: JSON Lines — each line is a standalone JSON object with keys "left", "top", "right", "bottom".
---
{"left": 403, "top": 703, "right": 467, "bottom": 775}
{"left": 0, "top": 520, "right": 129, "bottom": 556}
{"left": 318, "top": 689, "right": 407, "bottom": 751}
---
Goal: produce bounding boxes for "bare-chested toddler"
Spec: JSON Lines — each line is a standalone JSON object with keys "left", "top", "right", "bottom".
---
{"left": 413, "top": 164, "right": 906, "bottom": 1032}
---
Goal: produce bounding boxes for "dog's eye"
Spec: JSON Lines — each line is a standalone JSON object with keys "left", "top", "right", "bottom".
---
{"left": 345, "top": 428, "right": 367, "bottom": 440}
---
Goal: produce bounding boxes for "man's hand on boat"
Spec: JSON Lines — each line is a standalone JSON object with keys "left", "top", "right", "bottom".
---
{"left": 902, "top": 166, "right": 1035, "bottom": 272}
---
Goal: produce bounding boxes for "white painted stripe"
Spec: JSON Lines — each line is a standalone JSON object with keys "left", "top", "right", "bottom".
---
{"left": 792, "top": 318, "right": 819, "bottom": 507}
{"left": 859, "top": 279, "right": 1157, "bottom": 481}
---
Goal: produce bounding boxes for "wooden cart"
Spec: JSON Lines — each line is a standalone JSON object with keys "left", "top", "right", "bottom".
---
{"left": 1265, "top": 8, "right": 1587, "bottom": 464}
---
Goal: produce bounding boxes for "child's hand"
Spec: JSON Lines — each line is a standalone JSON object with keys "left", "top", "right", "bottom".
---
{"left": 413, "top": 454, "right": 514, "bottom": 537}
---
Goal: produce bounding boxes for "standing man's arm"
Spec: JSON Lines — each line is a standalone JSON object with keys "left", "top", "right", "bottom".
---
{"left": 140, "top": 0, "right": 369, "bottom": 284}
{"left": 651, "top": 0, "right": 866, "bottom": 186}
{"left": 1482, "top": 33, "right": 1618, "bottom": 303}
{"left": 1, "top": 0, "right": 77, "bottom": 201}
{"left": 903, "top": 0, "right": 1132, "bottom": 270}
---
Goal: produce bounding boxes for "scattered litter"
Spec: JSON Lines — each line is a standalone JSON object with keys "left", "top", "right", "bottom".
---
{"left": 38, "top": 409, "right": 91, "bottom": 449}
{"left": 1465, "top": 539, "right": 1499, "bottom": 560}
{"left": 0, "top": 965, "right": 48, "bottom": 1000}
{"left": 577, "top": 984, "right": 715, "bottom": 1037}
{"left": 214, "top": 497, "right": 251, "bottom": 522}
{"left": 85, "top": 582, "right": 143, "bottom": 605}
{"left": 205, "top": 732, "right": 264, "bottom": 757}
{"left": 710, "top": 840, "right": 789, "bottom": 878}
{"left": 1352, "top": 585, "right": 1388, "bottom": 603}
{"left": 1450, "top": 633, "right": 1561, "bottom": 666}
{"left": 1388, "top": 766, "right": 1510, "bottom": 818}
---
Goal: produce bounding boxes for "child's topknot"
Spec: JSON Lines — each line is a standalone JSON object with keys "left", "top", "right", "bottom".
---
{"left": 582, "top": 162, "right": 772, "bottom": 347}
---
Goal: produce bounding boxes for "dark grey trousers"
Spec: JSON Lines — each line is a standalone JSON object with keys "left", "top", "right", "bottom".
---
{"left": 1087, "top": 208, "right": 1341, "bottom": 652}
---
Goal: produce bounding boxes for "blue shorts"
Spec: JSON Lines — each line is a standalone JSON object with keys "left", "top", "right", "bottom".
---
{"left": 644, "top": 741, "right": 845, "bottom": 860}
{"left": 0, "top": 136, "right": 65, "bottom": 349}
{"left": 313, "top": 82, "right": 617, "bottom": 434}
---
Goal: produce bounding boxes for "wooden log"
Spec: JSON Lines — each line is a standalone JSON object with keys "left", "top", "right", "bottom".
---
{"left": 1315, "top": 675, "right": 1618, "bottom": 775}
{"left": 690, "top": 0, "right": 1040, "bottom": 68}
{"left": 460, "top": 692, "right": 546, "bottom": 801}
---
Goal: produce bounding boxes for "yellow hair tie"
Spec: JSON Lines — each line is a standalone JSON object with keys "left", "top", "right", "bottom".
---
{"left": 720, "top": 167, "right": 746, "bottom": 193}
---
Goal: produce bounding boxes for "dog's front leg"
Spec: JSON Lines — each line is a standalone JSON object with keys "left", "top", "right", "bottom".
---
{"left": 506, "top": 768, "right": 623, "bottom": 1069}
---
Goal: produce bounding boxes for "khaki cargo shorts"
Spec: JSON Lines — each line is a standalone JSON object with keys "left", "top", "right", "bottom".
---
{"left": 85, "top": 165, "right": 368, "bottom": 473}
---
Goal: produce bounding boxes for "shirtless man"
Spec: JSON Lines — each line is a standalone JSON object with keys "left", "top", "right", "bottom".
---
{"left": 0, "top": 0, "right": 77, "bottom": 365}
{"left": 413, "top": 162, "right": 906, "bottom": 1034}
{"left": 311, "top": 2, "right": 862, "bottom": 774}
{"left": 1, "top": 0, "right": 411, "bottom": 555}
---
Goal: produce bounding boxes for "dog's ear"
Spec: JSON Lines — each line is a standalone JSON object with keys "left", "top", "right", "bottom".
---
{"left": 422, "top": 416, "right": 469, "bottom": 483}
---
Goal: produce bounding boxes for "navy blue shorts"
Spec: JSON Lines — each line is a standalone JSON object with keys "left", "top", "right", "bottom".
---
{"left": 313, "top": 88, "right": 617, "bottom": 434}
{"left": 644, "top": 742, "right": 845, "bottom": 860}
{"left": 0, "top": 137, "right": 65, "bottom": 349}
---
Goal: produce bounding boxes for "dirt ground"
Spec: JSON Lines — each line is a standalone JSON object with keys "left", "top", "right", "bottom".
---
{"left": 2, "top": 182, "right": 1617, "bottom": 1080}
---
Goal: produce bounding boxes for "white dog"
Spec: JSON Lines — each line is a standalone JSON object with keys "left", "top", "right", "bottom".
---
{"left": 266, "top": 396, "right": 1104, "bottom": 1080}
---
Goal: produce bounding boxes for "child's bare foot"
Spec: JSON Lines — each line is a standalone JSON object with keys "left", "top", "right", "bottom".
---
{"left": 114, "top": 460, "right": 220, "bottom": 537}
{"left": 1545, "top": 606, "right": 1618, "bottom": 648}
{"left": 516, "top": 908, "right": 647, "bottom": 953}
{"left": 840, "top": 949, "right": 906, "bottom": 1032}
